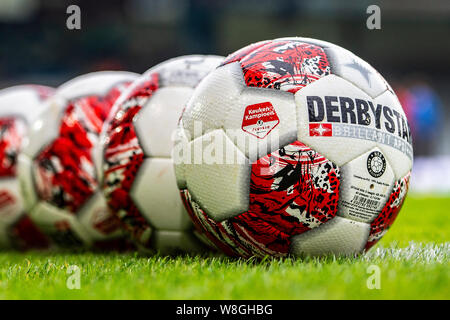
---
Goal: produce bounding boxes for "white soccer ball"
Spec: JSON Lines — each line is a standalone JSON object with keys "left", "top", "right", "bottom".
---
{"left": 18, "top": 71, "right": 138, "bottom": 249}
{"left": 100, "top": 55, "right": 224, "bottom": 254}
{"left": 0, "top": 85, "right": 54, "bottom": 249}
{"left": 174, "top": 38, "right": 413, "bottom": 257}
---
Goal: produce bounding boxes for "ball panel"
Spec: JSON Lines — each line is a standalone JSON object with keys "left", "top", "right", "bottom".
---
{"left": 379, "top": 144, "right": 412, "bottom": 181}
{"left": 365, "top": 171, "right": 410, "bottom": 250}
{"left": 323, "top": 46, "right": 389, "bottom": 98}
{"left": 135, "top": 86, "right": 193, "bottom": 157}
{"left": 185, "top": 130, "right": 251, "bottom": 222}
{"left": 131, "top": 157, "right": 192, "bottom": 231}
{"left": 337, "top": 147, "right": 395, "bottom": 224}
{"left": 30, "top": 201, "right": 91, "bottom": 246}
{"left": 22, "top": 97, "right": 63, "bottom": 159}
{"left": 296, "top": 74, "right": 412, "bottom": 177}
{"left": 182, "top": 62, "right": 245, "bottom": 141}
{"left": 290, "top": 216, "right": 370, "bottom": 257}
{"left": 238, "top": 40, "right": 331, "bottom": 93}
{"left": 295, "top": 74, "right": 378, "bottom": 166}
{"left": 222, "top": 39, "right": 331, "bottom": 94}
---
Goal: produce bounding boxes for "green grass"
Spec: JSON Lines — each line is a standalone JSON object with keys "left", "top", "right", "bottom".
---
{"left": 0, "top": 195, "right": 449, "bottom": 300}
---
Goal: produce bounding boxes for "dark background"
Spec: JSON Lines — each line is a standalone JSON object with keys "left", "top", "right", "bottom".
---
{"left": 0, "top": 0, "right": 449, "bottom": 155}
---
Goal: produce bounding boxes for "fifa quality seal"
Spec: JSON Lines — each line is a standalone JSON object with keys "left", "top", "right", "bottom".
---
{"left": 367, "top": 151, "right": 386, "bottom": 178}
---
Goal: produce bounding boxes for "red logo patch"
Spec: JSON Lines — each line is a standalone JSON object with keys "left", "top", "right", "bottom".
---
{"left": 241, "top": 102, "right": 280, "bottom": 139}
{"left": 309, "top": 123, "right": 332, "bottom": 136}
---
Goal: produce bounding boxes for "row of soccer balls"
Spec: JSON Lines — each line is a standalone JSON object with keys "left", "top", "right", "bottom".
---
{"left": 0, "top": 56, "right": 221, "bottom": 253}
{"left": 0, "top": 37, "right": 413, "bottom": 257}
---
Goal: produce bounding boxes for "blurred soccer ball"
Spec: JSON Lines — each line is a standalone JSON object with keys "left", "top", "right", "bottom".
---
{"left": 18, "top": 71, "right": 138, "bottom": 249}
{"left": 100, "top": 55, "right": 223, "bottom": 254}
{"left": 174, "top": 38, "right": 413, "bottom": 258}
{"left": 0, "top": 85, "right": 54, "bottom": 249}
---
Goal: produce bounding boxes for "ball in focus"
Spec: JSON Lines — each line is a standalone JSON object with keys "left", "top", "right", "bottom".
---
{"left": 174, "top": 38, "right": 413, "bottom": 258}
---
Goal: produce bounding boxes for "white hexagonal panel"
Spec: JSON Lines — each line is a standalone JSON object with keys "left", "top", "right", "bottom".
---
{"left": 182, "top": 62, "right": 245, "bottom": 140}
{"left": 131, "top": 157, "right": 192, "bottom": 231}
{"left": 185, "top": 129, "right": 250, "bottom": 222}
{"left": 135, "top": 86, "right": 194, "bottom": 157}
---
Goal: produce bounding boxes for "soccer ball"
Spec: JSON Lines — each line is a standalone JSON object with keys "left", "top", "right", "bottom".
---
{"left": 174, "top": 38, "right": 413, "bottom": 258}
{"left": 100, "top": 55, "right": 223, "bottom": 254}
{"left": 18, "top": 71, "right": 138, "bottom": 249}
{"left": 0, "top": 85, "right": 54, "bottom": 249}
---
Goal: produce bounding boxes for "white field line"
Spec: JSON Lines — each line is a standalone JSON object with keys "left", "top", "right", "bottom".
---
{"left": 363, "top": 242, "right": 449, "bottom": 264}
